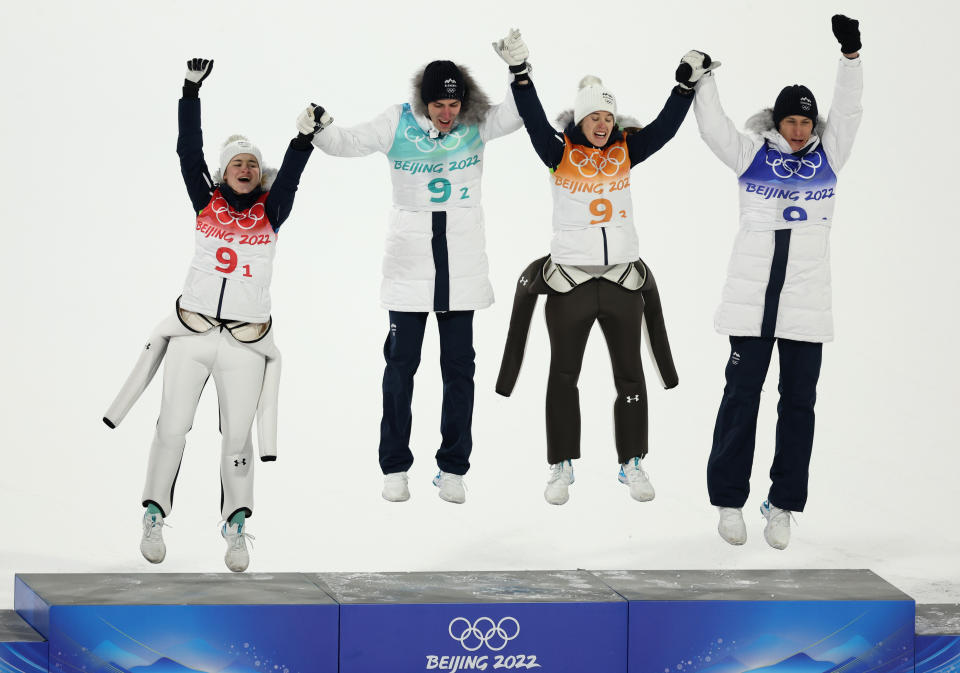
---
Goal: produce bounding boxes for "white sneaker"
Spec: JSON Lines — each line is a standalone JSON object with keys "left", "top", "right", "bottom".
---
{"left": 544, "top": 461, "right": 575, "bottom": 505}
{"left": 221, "top": 521, "right": 253, "bottom": 572}
{"left": 432, "top": 471, "right": 466, "bottom": 504}
{"left": 717, "top": 507, "right": 747, "bottom": 545}
{"left": 140, "top": 510, "right": 166, "bottom": 564}
{"left": 618, "top": 457, "right": 655, "bottom": 502}
{"left": 760, "top": 500, "right": 794, "bottom": 550}
{"left": 382, "top": 472, "right": 410, "bottom": 502}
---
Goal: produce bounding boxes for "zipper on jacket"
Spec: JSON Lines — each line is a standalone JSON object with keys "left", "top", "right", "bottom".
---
{"left": 215, "top": 278, "right": 227, "bottom": 320}
{"left": 601, "top": 227, "right": 609, "bottom": 265}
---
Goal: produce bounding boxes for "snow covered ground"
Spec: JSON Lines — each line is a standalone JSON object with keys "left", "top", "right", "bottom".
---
{"left": 1, "top": 1, "right": 957, "bottom": 609}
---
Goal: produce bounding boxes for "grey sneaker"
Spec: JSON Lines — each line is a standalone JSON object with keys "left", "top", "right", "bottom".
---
{"left": 221, "top": 521, "right": 253, "bottom": 572}
{"left": 544, "top": 461, "right": 575, "bottom": 505}
{"left": 382, "top": 472, "right": 411, "bottom": 502}
{"left": 618, "top": 457, "right": 655, "bottom": 502}
{"left": 717, "top": 507, "right": 747, "bottom": 545}
{"left": 433, "top": 471, "right": 466, "bottom": 504}
{"left": 760, "top": 500, "right": 794, "bottom": 550}
{"left": 140, "top": 510, "right": 167, "bottom": 564}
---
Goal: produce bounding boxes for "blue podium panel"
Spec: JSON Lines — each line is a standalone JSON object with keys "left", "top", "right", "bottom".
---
{"left": 14, "top": 573, "right": 338, "bottom": 673}
{"left": 916, "top": 604, "right": 960, "bottom": 673}
{"left": 592, "top": 570, "right": 915, "bottom": 673}
{"left": 0, "top": 610, "right": 47, "bottom": 673}
{"left": 311, "top": 571, "right": 628, "bottom": 673}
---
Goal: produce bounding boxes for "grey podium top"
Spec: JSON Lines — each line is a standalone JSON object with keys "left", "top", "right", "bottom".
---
{"left": 15, "top": 573, "right": 336, "bottom": 606}
{"left": 310, "top": 571, "right": 625, "bottom": 604}
{"left": 591, "top": 570, "right": 914, "bottom": 601}
{"left": 917, "top": 604, "right": 960, "bottom": 635}
{"left": 0, "top": 610, "right": 44, "bottom": 642}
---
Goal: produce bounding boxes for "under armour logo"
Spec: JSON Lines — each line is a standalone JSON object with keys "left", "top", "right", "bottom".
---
{"left": 519, "top": 276, "right": 529, "bottom": 286}
{"left": 625, "top": 395, "right": 640, "bottom": 403}
{"left": 233, "top": 458, "right": 247, "bottom": 467}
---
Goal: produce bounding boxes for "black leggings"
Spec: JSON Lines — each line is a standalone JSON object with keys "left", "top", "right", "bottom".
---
{"left": 544, "top": 280, "right": 648, "bottom": 464}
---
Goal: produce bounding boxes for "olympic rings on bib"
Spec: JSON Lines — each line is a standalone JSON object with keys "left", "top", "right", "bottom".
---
{"left": 211, "top": 196, "right": 266, "bottom": 230}
{"left": 403, "top": 125, "right": 470, "bottom": 154}
{"left": 568, "top": 145, "right": 627, "bottom": 178}
{"left": 765, "top": 147, "right": 822, "bottom": 180}
{"left": 448, "top": 617, "right": 520, "bottom": 652}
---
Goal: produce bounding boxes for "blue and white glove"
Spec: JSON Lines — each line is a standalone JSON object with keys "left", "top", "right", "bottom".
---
{"left": 296, "top": 104, "right": 333, "bottom": 137}
{"left": 675, "top": 50, "right": 720, "bottom": 90}
{"left": 493, "top": 28, "right": 530, "bottom": 76}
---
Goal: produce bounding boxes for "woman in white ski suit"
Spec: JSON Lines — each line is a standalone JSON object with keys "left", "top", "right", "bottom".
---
{"left": 309, "top": 40, "right": 523, "bottom": 504}
{"left": 692, "top": 16, "right": 864, "bottom": 549}
{"left": 104, "top": 58, "right": 324, "bottom": 571}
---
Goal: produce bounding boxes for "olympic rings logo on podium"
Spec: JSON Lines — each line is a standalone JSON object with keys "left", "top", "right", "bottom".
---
{"left": 448, "top": 617, "right": 520, "bottom": 651}
{"left": 568, "top": 146, "right": 626, "bottom": 178}
{"left": 210, "top": 196, "right": 266, "bottom": 230}
{"left": 765, "top": 147, "right": 822, "bottom": 180}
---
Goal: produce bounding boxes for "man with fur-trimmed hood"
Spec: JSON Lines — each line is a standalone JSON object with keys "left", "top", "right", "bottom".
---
{"left": 690, "top": 15, "right": 864, "bottom": 550}
{"left": 309, "top": 37, "right": 523, "bottom": 504}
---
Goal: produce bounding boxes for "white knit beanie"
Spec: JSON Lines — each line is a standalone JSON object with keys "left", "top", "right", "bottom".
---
{"left": 574, "top": 76, "right": 617, "bottom": 125}
{"left": 219, "top": 135, "right": 263, "bottom": 176}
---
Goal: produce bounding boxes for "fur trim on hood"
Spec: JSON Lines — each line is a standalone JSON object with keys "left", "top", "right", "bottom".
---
{"left": 745, "top": 108, "right": 826, "bottom": 138}
{"left": 555, "top": 109, "right": 643, "bottom": 133}
{"left": 212, "top": 165, "right": 277, "bottom": 191}
{"left": 411, "top": 63, "right": 491, "bottom": 127}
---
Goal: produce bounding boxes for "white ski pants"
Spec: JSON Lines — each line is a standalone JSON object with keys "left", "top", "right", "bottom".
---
{"left": 142, "top": 327, "right": 265, "bottom": 520}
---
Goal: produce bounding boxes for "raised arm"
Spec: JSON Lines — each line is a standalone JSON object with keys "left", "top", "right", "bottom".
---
{"left": 310, "top": 105, "right": 399, "bottom": 158}
{"left": 493, "top": 29, "right": 565, "bottom": 168}
{"left": 624, "top": 85, "right": 693, "bottom": 167}
{"left": 261, "top": 106, "right": 330, "bottom": 231}
{"left": 691, "top": 51, "right": 762, "bottom": 176}
{"left": 177, "top": 58, "right": 216, "bottom": 213}
{"left": 820, "top": 15, "right": 863, "bottom": 172}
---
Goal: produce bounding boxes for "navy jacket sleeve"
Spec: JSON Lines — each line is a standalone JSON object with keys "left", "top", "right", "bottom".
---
{"left": 511, "top": 79, "right": 565, "bottom": 170}
{"left": 626, "top": 88, "right": 693, "bottom": 167}
{"left": 177, "top": 91, "right": 215, "bottom": 213}
{"left": 264, "top": 137, "right": 314, "bottom": 232}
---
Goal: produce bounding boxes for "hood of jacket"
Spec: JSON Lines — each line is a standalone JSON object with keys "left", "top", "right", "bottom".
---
{"left": 555, "top": 109, "right": 643, "bottom": 149}
{"left": 745, "top": 108, "right": 826, "bottom": 154}
{"left": 411, "top": 63, "right": 491, "bottom": 129}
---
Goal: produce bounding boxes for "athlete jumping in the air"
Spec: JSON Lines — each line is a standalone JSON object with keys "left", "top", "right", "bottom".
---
{"left": 691, "top": 16, "right": 863, "bottom": 549}
{"left": 103, "top": 58, "right": 327, "bottom": 571}
{"left": 493, "top": 31, "right": 702, "bottom": 505}
{"left": 307, "top": 32, "right": 524, "bottom": 505}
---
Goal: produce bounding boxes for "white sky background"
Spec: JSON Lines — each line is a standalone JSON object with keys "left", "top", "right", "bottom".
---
{"left": 1, "top": 0, "right": 957, "bottom": 609}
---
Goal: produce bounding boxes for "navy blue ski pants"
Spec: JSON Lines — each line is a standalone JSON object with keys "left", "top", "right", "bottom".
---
{"left": 379, "top": 310, "right": 475, "bottom": 476}
{"left": 707, "top": 336, "right": 822, "bottom": 512}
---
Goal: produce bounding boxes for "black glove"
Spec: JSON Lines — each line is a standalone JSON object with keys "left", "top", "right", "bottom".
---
{"left": 675, "top": 50, "right": 720, "bottom": 90}
{"left": 831, "top": 15, "right": 861, "bottom": 54}
{"left": 183, "top": 57, "right": 213, "bottom": 95}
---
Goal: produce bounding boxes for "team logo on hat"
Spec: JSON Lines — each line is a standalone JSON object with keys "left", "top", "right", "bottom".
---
{"left": 444, "top": 77, "right": 458, "bottom": 96}
{"left": 800, "top": 96, "right": 813, "bottom": 111}
{"left": 601, "top": 92, "right": 615, "bottom": 106}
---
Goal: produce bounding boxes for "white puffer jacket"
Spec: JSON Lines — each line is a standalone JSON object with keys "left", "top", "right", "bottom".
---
{"left": 312, "top": 67, "right": 522, "bottom": 312}
{"left": 693, "top": 56, "right": 863, "bottom": 342}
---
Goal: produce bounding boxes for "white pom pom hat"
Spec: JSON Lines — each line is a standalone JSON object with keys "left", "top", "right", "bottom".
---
{"left": 574, "top": 75, "right": 617, "bottom": 125}
{"left": 219, "top": 135, "right": 263, "bottom": 176}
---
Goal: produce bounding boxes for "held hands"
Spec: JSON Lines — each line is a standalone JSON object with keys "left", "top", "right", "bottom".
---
{"left": 831, "top": 15, "right": 861, "bottom": 56}
{"left": 675, "top": 50, "right": 720, "bottom": 90}
{"left": 493, "top": 28, "right": 530, "bottom": 76}
{"left": 296, "top": 104, "right": 333, "bottom": 137}
{"left": 184, "top": 58, "right": 214, "bottom": 86}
